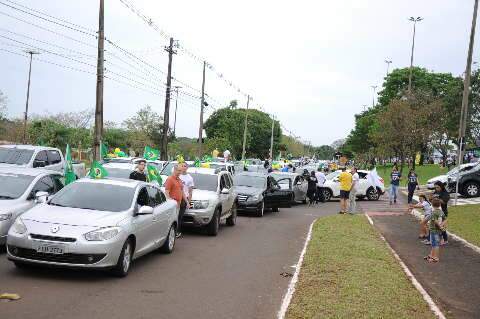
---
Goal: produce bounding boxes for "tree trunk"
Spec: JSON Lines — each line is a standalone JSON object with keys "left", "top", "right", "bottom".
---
{"left": 412, "top": 152, "right": 416, "bottom": 170}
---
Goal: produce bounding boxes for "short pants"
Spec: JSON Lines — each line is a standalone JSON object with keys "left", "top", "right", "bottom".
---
{"left": 430, "top": 232, "right": 440, "bottom": 248}
{"left": 340, "top": 190, "right": 350, "bottom": 199}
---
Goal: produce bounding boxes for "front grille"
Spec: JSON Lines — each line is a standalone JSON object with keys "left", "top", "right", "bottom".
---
{"left": 30, "top": 234, "right": 77, "bottom": 243}
{"left": 182, "top": 215, "right": 194, "bottom": 223}
{"left": 237, "top": 194, "right": 248, "bottom": 202}
{"left": 8, "top": 246, "right": 105, "bottom": 265}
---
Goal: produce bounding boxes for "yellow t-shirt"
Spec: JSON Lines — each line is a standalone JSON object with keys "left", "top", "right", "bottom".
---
{"left": 339, "top": 171, "right": 353, "bottom": 191}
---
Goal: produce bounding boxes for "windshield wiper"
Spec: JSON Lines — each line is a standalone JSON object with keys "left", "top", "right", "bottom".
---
{"left": 49, "top": 202, "right": 65, "bottom": 207}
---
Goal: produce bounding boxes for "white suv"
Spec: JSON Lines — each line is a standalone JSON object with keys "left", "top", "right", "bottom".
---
{"left": 183, "top": 168, "right": 237, "bottom": 236}
{"left": 322, "top": 170, "right": 385, "bottom": 201}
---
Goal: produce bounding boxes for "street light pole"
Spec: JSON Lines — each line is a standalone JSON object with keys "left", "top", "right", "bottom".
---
{"left": 241, "top": 95, "right": 250, "bottom": 162}
{"left": 173, "top": 85, "right": 181, "bottom": 136}
{"left": 455, "top": 0, "right": 479, "bottom": 205}
{"left": 371, "top": 85, "right": 378, "bottom": 107}
{"left": 93, "top": 0, "right": 105, "bottom": 161}
{"left": 22, "top": 50, "right": 39, "bottom": 144}
{"left": 408, "top": 17, "right": 423, "bottom": 94}
{"left": 385, "top": 59, "right": 392, "bottom": 76}
{"left": 362, "top": 104, "right": 368, "bottom": 112}
{"left": 269, "top": 115, "right": 275, "bottom": 160}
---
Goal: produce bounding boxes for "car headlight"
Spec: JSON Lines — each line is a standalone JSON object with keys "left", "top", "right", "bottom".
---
{"left": 12, "top": 218, "right": 27, "bottom": 234}
{"left": 191, "top": 200, "right": 209, "bottom": 209}
{"left": 248, "top": 194, "right": 261, "bottom": 202}
{"left": 0, "top": 213, "right": 12, "bottom": 221}
{"left": 84, "top": 227, "right": 121, "bottom": 241}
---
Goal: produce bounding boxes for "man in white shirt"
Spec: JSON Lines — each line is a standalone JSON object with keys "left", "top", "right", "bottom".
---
{"left": 178, "top": 162, "right": 194, "bottom": 237}
{"left": 349, "top": 167, "right": 360, "bottom": 214}
{"left": 315, "top": 168, "right": 326, "bottom": 203}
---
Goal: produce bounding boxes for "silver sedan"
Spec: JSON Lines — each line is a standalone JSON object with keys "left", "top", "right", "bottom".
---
{"left": 7, "top": 178, "right": 178, "bottom": 277}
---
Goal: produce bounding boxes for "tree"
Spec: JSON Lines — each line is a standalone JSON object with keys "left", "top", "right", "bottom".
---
{"left": 122, "top": 105, "right": 167, "bottom": 152}
{"left": 313, "top": 145, "right": 335, "bottom": 160}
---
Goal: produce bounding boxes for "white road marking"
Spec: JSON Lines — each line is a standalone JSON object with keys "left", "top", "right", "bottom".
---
{"left": 277, "top": 219, "right": 316, "bottom": 319}
{"left": 365, "top": 213, "right": 447, "bottom": 319}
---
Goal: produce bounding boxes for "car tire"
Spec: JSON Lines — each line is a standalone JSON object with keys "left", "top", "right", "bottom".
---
{"left": 367, "top": 187, "right": 380, "bottom": 201}
{"left": 226, "top": 203, "right": 237, "bottom": 226}
{"left": 160, "top": 224, "right": 176, "bottom": 254}
{"left": 206, "top": 209, "right": 220, "bottom": 236}
{"left": 13, "top": 261, "right": 29, "bottom": 269}
{"left": 272, "top": 207, "right": 279, "bottom": 212}
{"left": 323, "top": 189, "right": 332, "bottom": 202}
{"left": 256, "top": 200, "right": 265, "bottom": 217}
{"left": 463, "top": 182, "right": 480, "bottom": 198}
{"left": 111, "top": 239, "right": 133, "bottom": 277}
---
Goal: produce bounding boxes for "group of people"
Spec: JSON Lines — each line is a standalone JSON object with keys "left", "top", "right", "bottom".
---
{"left": 129, "top": 159, "right": 193, "bottom": 238}
{"left": 302, "top": 168, "right": 327, "bottom": 205}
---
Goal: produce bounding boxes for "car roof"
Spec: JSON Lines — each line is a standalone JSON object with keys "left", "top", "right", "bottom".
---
{"left": 0, "top": 167, "right": 62, "bottom": 176}
{"left": 0, "top": 144, "right": 58, "bottom": 151}
{"left": 236, "top": 171, "right": 267, "bottom": 178}
{"left": 77, "top": 177, "right": 142, "bottom": 188}
{"left": 102, "top": 162, "right": 136, "bottom": 169}
{"left": 187, "top": 167, "right": 218, "bottom": 175}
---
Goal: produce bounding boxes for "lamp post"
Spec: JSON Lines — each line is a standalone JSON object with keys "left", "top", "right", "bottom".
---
{"left": 371, "top": 85, "right": 378, "bottom": 107}
{"left": 385, "top": 59, "right": 392, "bottom": 76}
{"left": 22, "top": 50, "right": 39, "bottom": 144}
{"left": 408, "top": 17, "right": 423, "bottom": 94}
{"left": 172, "top": 85, "right": 181, "bottom": 136}
{"left": 362, "top": 104, "right": 368, "bottom": 112}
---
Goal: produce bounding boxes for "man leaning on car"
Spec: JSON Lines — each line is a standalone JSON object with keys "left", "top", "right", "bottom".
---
{"left": 164, "top": 164, "right": 188, "bottom": 237}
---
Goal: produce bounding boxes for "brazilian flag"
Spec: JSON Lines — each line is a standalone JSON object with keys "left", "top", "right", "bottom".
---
{"left": 64, "top": 144, "right": 76, "bottom": 185}
{"left": 100, "top": 142, "right": 108, "bottom": 159}
{"left": 143, "top": 146, "right": 160, "bottom": 161}
{"left": 89, "top": 161, "right": 108, "bottom": 179}
{"left": 194, "top": 158, "right": 201, "bottom": 167}
{"left": 147, "top": 165, "right": 162, "bottom": 185}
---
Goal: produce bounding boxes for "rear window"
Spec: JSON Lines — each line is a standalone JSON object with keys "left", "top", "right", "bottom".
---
{"left": 104, "top": 167, "right": 132, "bottom": 179}
{"left": 0, "top": 148, "right": 34, "bottom": 165}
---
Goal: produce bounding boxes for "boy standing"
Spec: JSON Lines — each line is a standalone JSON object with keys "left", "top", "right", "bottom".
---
{"left": 389, "top": 167, "right": 402, "bottom": 205}
{"left": 425, "top": 198, "right": 444, "bottom": 263}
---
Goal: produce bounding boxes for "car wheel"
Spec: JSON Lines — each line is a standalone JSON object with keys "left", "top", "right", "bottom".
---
{"left": 272, "top": 207, "right": 279, "bottom": 212}
{"left": 256, "top": 200, "right": 265, "bottom": 217}
{"left": 302, "top": 197, "right": 307, "bottom": 204}
{"left": 226, "top": 203, "right": 237, "bottom": 226}
{"left": 367, "top": 187, "right": 380, "bottom": 201}
{"left": 357, "top": 195, "right": 366, "bottom": 201}
{"left": 463, "top": 182, "right": 480, "bottom": 198}
{"left": 112, "top": 239, "right": 133, "bottom": 277}
{"left": 206, "top": 209, "right": 220, "bottom": 236}
{"left": 160, "top": 224, "right": 176, "bottom": 254}
{"left": 323, "top": 189, "right": 332, "bottom": 202}
{"left": 14, "top": 261, "right": 29, "bottom": 269}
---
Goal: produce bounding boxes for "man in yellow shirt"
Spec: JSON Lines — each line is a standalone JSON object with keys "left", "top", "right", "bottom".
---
{"left": 338, "top": 167, "right": 353, "bottom": 214}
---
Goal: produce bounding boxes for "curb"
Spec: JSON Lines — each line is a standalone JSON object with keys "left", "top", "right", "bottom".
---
{"left": 365, "top": 213, "right": 447, "bottom": 319}
{"left": 411, "top": 209, "right": 480, "bottom": 254}
{"left": 277, "top": 218, "right": 316, "bottom": 319}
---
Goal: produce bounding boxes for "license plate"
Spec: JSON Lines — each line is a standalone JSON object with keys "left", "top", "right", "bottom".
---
{"left": 36, "top": 244, "right": 65, "bottom": 255}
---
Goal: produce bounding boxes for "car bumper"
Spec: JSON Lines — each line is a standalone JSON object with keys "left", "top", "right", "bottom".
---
{"left": 237, "top": 201, "right": 262, "bottom": 212}
{"left": 183, "top": 209, "right": 214, "bottom": 226}
{"left": 6, "top": 233, "right": 124, "bottom": 269}
{"left": 0, "top": 234, "right": 6, "bottom": 246}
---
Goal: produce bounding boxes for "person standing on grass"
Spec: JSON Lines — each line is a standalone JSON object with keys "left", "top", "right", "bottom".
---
{"left": 348, "top": 167, "right": 359, "bottom": 214}
{"left": 424, "top": 198, "right": 445, "bottom": 263}
{"left": 338, "top": 167, "right": 352, "bottom": 214}
{"left": 389, "top": 166, "right": 402, "bottom": 205}
{"left": 164, "top": 164, "right": 188, "bottom": 238}
{"left": 432, "top": 181, "right": 450, "bottom": 245}
{"left": 407, "top": 169, "right": 419, "bottom": 204}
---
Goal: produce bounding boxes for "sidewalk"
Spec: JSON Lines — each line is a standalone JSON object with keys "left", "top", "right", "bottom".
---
{"left": 359, "top": 196, "right": 480, "bottom": 319}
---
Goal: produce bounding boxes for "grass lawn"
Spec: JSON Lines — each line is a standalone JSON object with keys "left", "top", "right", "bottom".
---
{"left": 377, "top": 164, "right": 448, "bottom": 186}
{"left": 448, "top": 204, "right": 480, "bottom": 247}
{"left": 285, "top": 215, "right": 434, "bottom": 319}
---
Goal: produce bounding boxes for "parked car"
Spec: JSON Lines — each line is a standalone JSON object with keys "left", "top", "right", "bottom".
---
{"left": 270, "top": 172, "right": 308, "bottom": 204}
{"left": 183, "top": 167, "right": 237, "bottom": 236}
{"left": 234, "top": 172, "right": 294, "bottom": 217}
{"left": 0, "top": 168, "right": 64, "bottom": 246}
{"left": 0, "top": 145, "right": 85, "bottom": 178}
{"left": 322, "top": 170, "right": 385, "bottom": 201}
{"left": 208, "top": 162, "right": 236, "bottom": 175}
{"left": 427, "top": 163, "right": 477, "bottom": 191}
{"left": 102, "top": 162, "right": 137, "bottom": 179}
{"left": 447, "top": 163, "right": 480, "bottom": 197}
{"left": 7, "top": 178, "right": 178, "bottom": 277}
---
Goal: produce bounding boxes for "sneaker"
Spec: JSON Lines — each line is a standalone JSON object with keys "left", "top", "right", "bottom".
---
{"left": 394, "top": 199, "right": 397, "bottom": 204}
{"left": 422, "top": 239, "right": 431, "bottom": 245}
{"left": 176, "top": 232, "right": 182, "bottom": 238}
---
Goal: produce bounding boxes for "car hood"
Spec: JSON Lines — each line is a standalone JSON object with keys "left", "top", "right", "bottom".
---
{"left": 427, "top": 175, "right": 448, "bottom": 184}
{"left": 0, "top": 199, "right": 26, "bottom": 211}
{"left": 234, "top": 186, "right": 264, "bottom": 196}
{"left": 0, "top": 163, "right": 27, "bottom": 168}
{"left": 192, "top": 189, "right": 219, "bottom": 201}
{"left": 21, "top": 204, "right": 127, "bottom": 227}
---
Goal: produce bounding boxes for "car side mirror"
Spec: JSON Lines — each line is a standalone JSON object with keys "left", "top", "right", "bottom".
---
{"left": 33, "top": 160, "right": 47, "bottom": 168}
{"left": 35, "top": 191, "right": 49, "bottom": 203}
{"left": 137, "top": 206, "right": 154, "bottom": 215}
{"left": 221, "top": 188, "right": 230, "bottom": 194}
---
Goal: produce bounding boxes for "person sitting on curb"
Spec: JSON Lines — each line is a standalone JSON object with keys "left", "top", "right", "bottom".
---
{"left": 409, "top": 194, "right": 432, "bottom": 241}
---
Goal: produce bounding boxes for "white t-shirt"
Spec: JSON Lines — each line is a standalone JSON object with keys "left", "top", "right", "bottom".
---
{"left": 351, "top": 173, "right": 360, "bottom": 191}
{"left": 179, "top": 174, "right": 194, "bottom": 199}
{"left": 315, "top": 172, "right": 326, "bottom": 187}
{"left": 421, "top": 201, "right": 433, "bottom": 217}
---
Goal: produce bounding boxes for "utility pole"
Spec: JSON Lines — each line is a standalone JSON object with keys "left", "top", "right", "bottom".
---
{"left": 161, "top": 37, "right": 176, "bottom": 160}
{"left": 198, "top": 61, "right": 206, "bottom": 156}
{"left": 371, "top": 85, "right": 378, "bottom": 107}
{"left": 455, "top": 0, "right": 478, "bottom": 205}
{"left": 269, "top": 115, "right": 275, "bottom": 160}
{"left": 22, "top": 50, "right": 39, "bottom": 144}
{"left": 173, "top": 85, "right": 182, "bottom": 136}
{"left": 385, "top": 59, "right": 392, "bottom": 76}
{"left": 93, "top": 0, "right": 105, "bottom": 161}
{"left": 408, "top": 17, "right": 423, "bottom": 94}
{"left": 241, "top": 95, "right": 250, "bottom": 161}
{"left": 362, "top": 104, "right": 368, "bottom": 112}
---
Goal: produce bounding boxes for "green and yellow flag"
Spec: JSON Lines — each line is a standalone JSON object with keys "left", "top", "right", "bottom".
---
{"left": 64, "top": 144, "right": 76, "bottom": 185}
{"left": 89, "top": 161, "right": 108, "bottom": 179}
{"left": 147, "top": 165, "right": 162, "bottom": 185}
{"left": 144, "top": 146, "right": 160, "bottom": 161}
{"left": 194, "top": 158, "right": 201, "bottom": 167}
{"left": 100, "top": 142, "right": 108, "bottom": 159}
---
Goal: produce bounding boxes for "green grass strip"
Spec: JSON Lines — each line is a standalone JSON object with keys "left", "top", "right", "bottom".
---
{"left": 448, "top": 204, "right": 480, "bottom": 247}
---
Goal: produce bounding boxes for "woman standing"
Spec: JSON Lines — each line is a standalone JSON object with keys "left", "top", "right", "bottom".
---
{"left": 407, "top": 169, "right": 419, "bottom": 204}
{"left": 432, "top": 181, "right": 450, "bottom": 245}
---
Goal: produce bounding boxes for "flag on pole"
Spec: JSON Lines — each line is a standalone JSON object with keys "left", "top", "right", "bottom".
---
{"left": 100, "top": 142, "right": 108, "bottom": 159}
{"left": 64, "top": 144, "right": 76, "bottom": 185}
{"left": 194, "top": 158, "right": 201, "bottom": 167}
{"left": 89, "top": 161, "right": 108, "bottom": 179}
{"left": 147, "top": 165, "right": 162, "bottom": 185}
{"left": 143, "top": 146, "right": 160, "bottom": 161}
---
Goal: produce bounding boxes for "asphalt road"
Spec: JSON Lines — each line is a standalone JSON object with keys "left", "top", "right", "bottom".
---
{"left": 0, "top": 202, "right": 337, "bottom": 319}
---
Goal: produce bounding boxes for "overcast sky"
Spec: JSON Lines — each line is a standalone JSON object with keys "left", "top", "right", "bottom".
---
{"left": 0, "top": 0, "right": 478, "bottom": 146}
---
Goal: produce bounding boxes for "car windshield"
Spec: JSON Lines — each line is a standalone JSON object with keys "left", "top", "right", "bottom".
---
{"left": 161, "top": 162, "right": 175, "bottom": 176}
{"left": 104, "top": 167, "right": 132, "bottom": 179}
{"left": 234, "top": 175, "right": 266, "bottom": 188}
{"left": 49, "top": 182, "right": 135, "bottom": 212}
{"left": 270, "top": 173, "right": 289, "bottom": 181}
{"left": 0, "top": 148, "right": 34, "bottom": 165}
{"left": 190, "top": 173, "right": 218, "bottom": 192}
{"left": 0, "top": 173, "right": 35, "bottom": 199}
{"left": 448, "top": 164, "right": 476, "bottom": 176}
